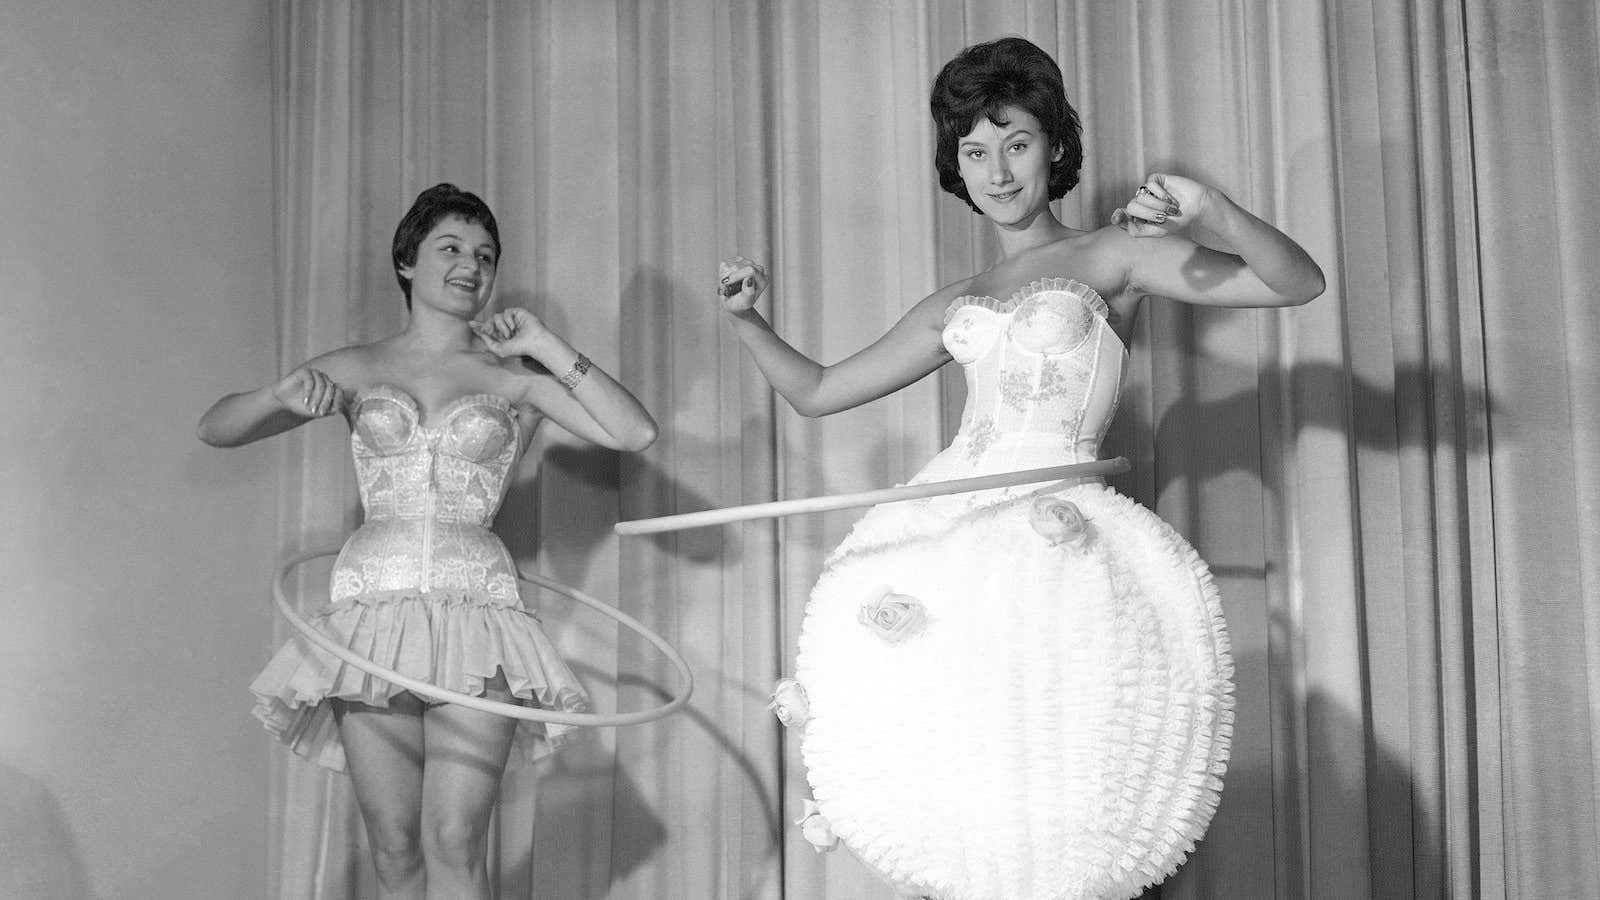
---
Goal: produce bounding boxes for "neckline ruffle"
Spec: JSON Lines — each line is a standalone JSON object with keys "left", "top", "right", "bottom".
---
{"left": 946, "top": 277, "right": 1109, "bottom": 322}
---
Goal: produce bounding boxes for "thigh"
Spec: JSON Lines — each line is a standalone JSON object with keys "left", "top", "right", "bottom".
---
{"left": 420, "top": 673, "right": 521, "bottom": 826}
{"left": 334, "top": 694, "right": 426, "bottom": 833}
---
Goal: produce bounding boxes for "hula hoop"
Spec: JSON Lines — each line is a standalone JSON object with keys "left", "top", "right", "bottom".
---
{"left": 273, "top": 548, "right": 693, "bottom": 726}
{"left": 614, "top": 457, "right": 1131, "bottom": 537}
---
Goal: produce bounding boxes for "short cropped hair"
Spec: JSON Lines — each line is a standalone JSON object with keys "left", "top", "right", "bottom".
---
{"left": 391, "top": 183, "right": 501, "bottom": 308}
{"left": 930, "top": 37, "right": 1083, "bottom": 214}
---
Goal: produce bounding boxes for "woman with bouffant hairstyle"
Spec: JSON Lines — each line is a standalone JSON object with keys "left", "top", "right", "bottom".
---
{"left": 931, "top": 36, "right": 1083, "bottom": 211}
{"left": 718, "top": 36, "right": 1323, "bottom": 900}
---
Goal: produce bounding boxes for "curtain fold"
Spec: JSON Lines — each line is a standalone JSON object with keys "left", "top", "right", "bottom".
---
{"left": 266, "top": 2, "right": 1597, "bottom": 897}
{"left": 1463, "top": 1, "right": 1600, "bottom": 895}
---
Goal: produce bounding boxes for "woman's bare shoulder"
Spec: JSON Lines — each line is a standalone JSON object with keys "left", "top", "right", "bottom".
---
{"left": 924, "top": 275, "right": 988, "bottom": 309}
{"left": 299, "top": 340, "right": 389, "bottom": 384}
{"left": 897, "top": 277, "right": 980, "bottom": 332}
{"left": 1037, "top": 225, "right": 1129, "bottom": 265}
{"left": 1033, "top": 226, "right": 1140, "bottom": 290}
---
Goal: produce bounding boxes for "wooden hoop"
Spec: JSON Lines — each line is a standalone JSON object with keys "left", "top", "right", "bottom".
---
{"left": 273, "top": 549, "right": 693, "bottom": 726}
{"left": 615, "top": 458, "right": 1130, "bottom": 536}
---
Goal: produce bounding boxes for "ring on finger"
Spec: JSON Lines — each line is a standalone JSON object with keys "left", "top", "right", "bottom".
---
{"left": 1136, "top": 185, "right": 1153, "bottom": 198}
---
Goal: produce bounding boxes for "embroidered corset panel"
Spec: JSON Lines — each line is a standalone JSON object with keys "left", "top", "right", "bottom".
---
{"left": 940, "top": 277, "right": 1125, "bottom": 468}
{"left": 330, "top": 384, "right": 525, "bottom": 604}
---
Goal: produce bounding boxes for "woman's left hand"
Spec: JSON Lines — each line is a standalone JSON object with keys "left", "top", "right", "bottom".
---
{"left": 472, "top": 307, "right": 560, "bottom": 361}
{"left": 1111, "top": 173, "right": 1216, "bottom": 239}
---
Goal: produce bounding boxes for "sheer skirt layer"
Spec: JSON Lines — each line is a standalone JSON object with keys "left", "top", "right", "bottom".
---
{"left": 250, "top": 587, "right": 590, "bottom": 772}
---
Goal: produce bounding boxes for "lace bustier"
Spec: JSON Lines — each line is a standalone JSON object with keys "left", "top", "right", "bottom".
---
{"left": 330, "top": 384, "right": 526, "bottom": 604}
{"left": 940, "top": 277, "right": 1125, "bottom": 469}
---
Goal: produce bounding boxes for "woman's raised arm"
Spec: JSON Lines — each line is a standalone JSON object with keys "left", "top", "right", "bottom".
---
{"left": 197, "top": 353, "right": 352, "bottom": 447}
{"left": 1112, "top": 173, "right": 1325, "bottom": 309}
{"left": 716, "top": 257, "right": 953, "bottom": 418}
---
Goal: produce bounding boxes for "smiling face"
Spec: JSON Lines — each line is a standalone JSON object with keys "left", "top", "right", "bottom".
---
{"left": 954, "top": 106, "right": 1062, "bottom": 228}
{"left": 397, "top": 215, "right": 499, "bottom": 317}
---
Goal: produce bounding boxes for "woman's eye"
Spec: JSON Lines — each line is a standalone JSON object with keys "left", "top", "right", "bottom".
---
{"left": 967, "top": 149, "right": 985, "bottom": 160}
{"left": 1010, "top": 142, "right": 1027, "bottom": 153}
{"left": 478, "top": 254, "right": 496, "bottom": 265}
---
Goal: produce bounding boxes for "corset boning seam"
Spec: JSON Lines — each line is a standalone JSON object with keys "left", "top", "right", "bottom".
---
{"left": 1068, "top": 325, "right": 1102, "bottom": 451}
{"left": 1093, "top": 337, "right": 1125, "bottom": 451}
{"left": 420, "top": 452, "right": 436, "bottom": 592}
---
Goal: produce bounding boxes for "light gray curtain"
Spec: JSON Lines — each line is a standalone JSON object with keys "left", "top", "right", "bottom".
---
{"left": 267, "top": 1, "right": 1599, "bottom": 897}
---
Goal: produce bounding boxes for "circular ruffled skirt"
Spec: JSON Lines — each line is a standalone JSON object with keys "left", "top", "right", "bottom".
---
{"left": 791, "top": 482, "right": 1233, "bottom": 900}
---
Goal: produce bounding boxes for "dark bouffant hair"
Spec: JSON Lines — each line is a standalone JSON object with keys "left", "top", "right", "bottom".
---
{"left": 391, "top": 183, "right": 501, "bottom": 308}
{"left": 930, "top": 37, "right": 1083, "bottom": 214}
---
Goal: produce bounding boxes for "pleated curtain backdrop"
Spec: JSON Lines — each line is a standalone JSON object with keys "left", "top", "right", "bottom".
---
{"left": 265, "top": 1, "right": 1599, "bottom": 898}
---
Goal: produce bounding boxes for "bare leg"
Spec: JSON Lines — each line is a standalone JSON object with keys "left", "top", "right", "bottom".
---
{"left": 334, "top": 694, "right": 426, "bottom": 899}
{"left": 419, "top": 672, "right": 520, "bottom": 900}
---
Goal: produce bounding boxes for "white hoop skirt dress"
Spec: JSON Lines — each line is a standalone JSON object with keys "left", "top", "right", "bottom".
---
{"left": 778, "top": 279, "right": 1233, "bottom": 900}
{"left": 249, "top": 385, "right": 590, "bottom": 772}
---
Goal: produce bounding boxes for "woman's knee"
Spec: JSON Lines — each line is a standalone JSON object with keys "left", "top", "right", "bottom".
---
{"left": 366, "top": 820, "right": 424, "bottom": 885}
{"left": 421, "top": 815, "right": 489, "bottom": 870}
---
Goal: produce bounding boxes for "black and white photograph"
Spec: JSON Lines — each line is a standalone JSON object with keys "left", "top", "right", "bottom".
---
{"left": 2, "top": 1, "right": 1594, "bottom": 898}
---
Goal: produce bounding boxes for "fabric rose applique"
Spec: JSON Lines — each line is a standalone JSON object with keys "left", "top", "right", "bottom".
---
{"left": 769, "top": 677, "right": 810, "bottom": 729}
{"left": 1029, "top": 496, "right": 1094, "bottom": 550}
{"left": 858, "top": 585, "right": 928, "bottom": 643}
{"left": 795, "top": 799, "right": 840, "bottom": 853}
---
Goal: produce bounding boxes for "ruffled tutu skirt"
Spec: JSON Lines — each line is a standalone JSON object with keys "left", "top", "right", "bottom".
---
{"left": 792, "top": 481, "right": 1234, "bottom": 900}
{"left": 249, "top": 588, "right": 590, "bottom": 772}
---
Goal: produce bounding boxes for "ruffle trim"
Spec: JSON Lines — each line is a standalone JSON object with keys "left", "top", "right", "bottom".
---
{"left": 944, "top": 276, "right": 1110, "bottom": 324}
{"left": 798, "top": 485, "right": 1234, "bottom": 899}
{"left": 249, "top": 589, "right": 591, "bottom": 773}
{"left": 1077, "top": 489, "right": 1234, "bottom": 899}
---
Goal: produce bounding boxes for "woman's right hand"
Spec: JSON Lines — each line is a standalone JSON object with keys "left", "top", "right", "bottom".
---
{"left": 717, "top": 256, "right": 769, "bottom": 313}
{"left": 272, "top": 366, "right": 346, "bottom": 419}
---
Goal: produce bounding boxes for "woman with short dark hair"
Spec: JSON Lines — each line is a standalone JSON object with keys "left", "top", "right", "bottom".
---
{"left": 200, "top": 183, "right": 656, "bottom": 899}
